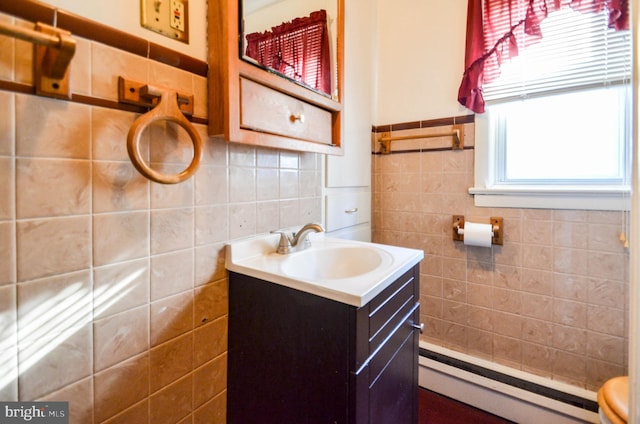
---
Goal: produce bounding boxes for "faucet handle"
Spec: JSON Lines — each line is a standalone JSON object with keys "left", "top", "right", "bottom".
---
{"left": 271, "top": 230, "right": 292, "bottom": 254}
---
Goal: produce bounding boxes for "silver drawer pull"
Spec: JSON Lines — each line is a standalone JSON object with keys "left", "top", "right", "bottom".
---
{"left": 290, "top": 113, "right": 305, "bottom": 123}
{"left": 411, "top": 323, "right": 424, "bottom": 333}
{"left": 345, "top": 208, "right": 358, "bottom": 214}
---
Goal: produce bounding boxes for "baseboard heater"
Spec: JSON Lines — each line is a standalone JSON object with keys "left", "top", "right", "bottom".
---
{"left": 420, "top": 348, "right": 598, "bottom": 412}
{"left": 418, "top": 343, "right": 600, "bottom": 423}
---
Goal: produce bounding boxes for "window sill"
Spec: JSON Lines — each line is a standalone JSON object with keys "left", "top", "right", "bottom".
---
{"left": 469, "top": 186, "right": 631, "bottom": 210}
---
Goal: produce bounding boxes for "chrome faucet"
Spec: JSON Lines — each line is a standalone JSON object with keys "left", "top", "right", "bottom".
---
{"left": 274, "top": 223, "right": 325, "bottom": 254}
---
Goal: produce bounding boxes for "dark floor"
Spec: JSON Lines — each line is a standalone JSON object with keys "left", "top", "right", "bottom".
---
{"left": 419, "top": 388, "right": 516, "bottom": 424}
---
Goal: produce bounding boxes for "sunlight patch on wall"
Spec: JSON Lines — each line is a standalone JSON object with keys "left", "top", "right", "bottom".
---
{"left": 0, "top": 269, "right": 144, "bottom": 393}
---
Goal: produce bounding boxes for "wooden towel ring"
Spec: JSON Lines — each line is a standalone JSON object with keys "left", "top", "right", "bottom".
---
{"left": 127, "top": 87, "right": 202, "bottom": 184}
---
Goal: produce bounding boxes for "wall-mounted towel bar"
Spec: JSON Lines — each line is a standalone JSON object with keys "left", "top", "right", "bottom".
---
{"left": 0, "top": 21, "right": 76, "bottom": 98}
{"left": 118, "top": 77, "right": 202, "bottom": 184}
{"left": 378, "top": 124, "right": 464, "bottom": 154}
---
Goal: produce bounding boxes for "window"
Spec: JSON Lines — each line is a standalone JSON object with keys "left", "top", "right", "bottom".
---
{"left": 466, "top": 5, "right": 631, "bottom": 210}
{"left": 493, "top": 87, "right": 628, "bottom": 183}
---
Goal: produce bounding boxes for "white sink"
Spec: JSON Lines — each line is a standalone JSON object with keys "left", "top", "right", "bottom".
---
{"left": 280, "top": 245, "right": 393, "bottom": 280}
{"left": 225, "top": 233, "right": 423, "bottom": 306}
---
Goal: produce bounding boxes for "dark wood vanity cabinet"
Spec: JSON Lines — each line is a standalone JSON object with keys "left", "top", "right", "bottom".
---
{"left": 227, "top": 265, "right": 420, "bottom": 424}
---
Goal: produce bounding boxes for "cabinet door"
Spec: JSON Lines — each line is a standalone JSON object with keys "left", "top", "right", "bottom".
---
{"left": 365, "top": 265, "right": 420, "bottom": 424}
{"left": 368, "top": 312, "right": 419, "bottom": 424}
{"left": 228, "top": 272, "right": 353, "bottom": 424}
{"left": 326, "top": 0, "right": 375, "bottom": 186}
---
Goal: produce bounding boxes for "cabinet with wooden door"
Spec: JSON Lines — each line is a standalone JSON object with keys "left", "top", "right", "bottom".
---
{"left": 208, "top": 0, "right": 344, "bottom": 155}
{"left": 227, "top": 265, "right": 421, "bottom": 423}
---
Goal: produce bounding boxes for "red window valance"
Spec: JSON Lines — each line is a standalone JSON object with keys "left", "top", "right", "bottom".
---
{"left": 457, "top": 0, "right": 629, "bottom": 114}
{"left": 245, "top": 10, "right": 331, "bottom": 95}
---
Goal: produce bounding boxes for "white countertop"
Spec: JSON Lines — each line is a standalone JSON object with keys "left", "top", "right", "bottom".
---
{"left": 225, "top": 233, "right": 424, "bottom": 307}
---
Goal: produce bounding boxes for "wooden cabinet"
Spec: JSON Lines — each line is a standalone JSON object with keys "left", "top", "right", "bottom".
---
{"left": 207, "top": 0, "right": 344, "bottom": 154}
{"left": 227, "top": 265, "right": 420, "bottom": 424}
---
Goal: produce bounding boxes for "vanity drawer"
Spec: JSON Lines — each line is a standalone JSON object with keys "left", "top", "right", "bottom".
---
{"left": 368, "top": 267, "right": 417, "bottom": 354}
{"left": 240, "top": 78, "right": 333, "bottom": 145}
{"left": 325, "top": 192, "right": 371, "bottom": 232}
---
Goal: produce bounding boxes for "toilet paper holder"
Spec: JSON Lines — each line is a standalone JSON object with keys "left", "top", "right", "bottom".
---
{"left": 452, "top": 215, "right": 503, "bottom": 245}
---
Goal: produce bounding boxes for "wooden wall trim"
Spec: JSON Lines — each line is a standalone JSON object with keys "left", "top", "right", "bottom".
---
{"left": 0, "top": 79, "right": 208, "bottom": 124}
{"left": 372, "top": 114, "right": 475, "bottom": 133}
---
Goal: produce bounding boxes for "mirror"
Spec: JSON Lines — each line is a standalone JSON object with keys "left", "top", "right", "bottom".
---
{"left": 240, "top": 0, "right": 339, "bottom": 99}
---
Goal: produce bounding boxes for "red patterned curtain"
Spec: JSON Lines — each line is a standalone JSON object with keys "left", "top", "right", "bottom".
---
{"left": 457, "top": 0, "right": 629, "bottom": 113}
{"left": 245, "top": 10, "right": 331, "bottom": 95}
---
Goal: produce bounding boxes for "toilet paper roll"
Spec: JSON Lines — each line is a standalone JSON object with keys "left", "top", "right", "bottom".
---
{"left": 463, "top": 222, "right": 493, "bottom": 247}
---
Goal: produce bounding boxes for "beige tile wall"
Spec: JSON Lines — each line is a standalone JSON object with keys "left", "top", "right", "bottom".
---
{"left": 372, "top": 124, "right": 629, "bottom": 391}
{"left": 0, "top": 13, "right": 321, "bottom": 423}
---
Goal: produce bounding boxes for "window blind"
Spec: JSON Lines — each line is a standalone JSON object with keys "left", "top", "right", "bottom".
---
{"left": 483, "top": 8, "right": 631, "bottom": 103}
